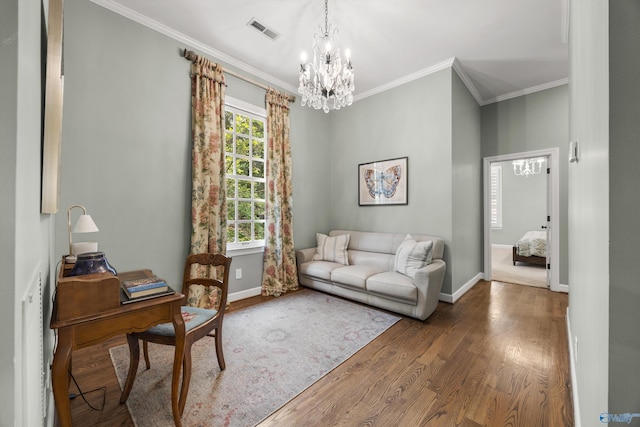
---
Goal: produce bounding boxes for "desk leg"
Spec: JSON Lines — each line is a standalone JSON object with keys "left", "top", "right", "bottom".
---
{"left": 120, "top": 334, "right": 140, "bottom": 403}
{"left": 52, "top": 328, "right": 73, "bottom": 427}
{"left": 171, "top": 309, "right": 186, "bottom": 427}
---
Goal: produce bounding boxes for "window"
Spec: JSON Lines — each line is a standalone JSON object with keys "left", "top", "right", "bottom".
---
{"left": 224, "top": 97, "right": 267, "bottom": 250}
{"left": 490, "top": 165, "right": 503, "bottom": 229}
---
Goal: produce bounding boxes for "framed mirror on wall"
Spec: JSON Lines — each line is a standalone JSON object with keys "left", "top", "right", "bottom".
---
{"left": 41, "top": 0, "right": 64, "bottom": 214}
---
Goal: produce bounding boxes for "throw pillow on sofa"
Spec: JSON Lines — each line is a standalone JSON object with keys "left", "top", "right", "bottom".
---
{"left": 394, "top": 235, "right": 433, "bottom": 278}
{"left": 312, "top": 233, "right": 350, "bottom": 265}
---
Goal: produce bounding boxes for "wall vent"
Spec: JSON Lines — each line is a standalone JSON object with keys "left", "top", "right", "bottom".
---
{"left": 247, "top": 18, "right": 280, "bottom": 40}
{"left": 22, "top": 270, "right": 44, "bottom": 424}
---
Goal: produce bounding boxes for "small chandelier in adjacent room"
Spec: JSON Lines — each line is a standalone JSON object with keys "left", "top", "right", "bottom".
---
{"left": 512, "top": 157, "right": 546, "bottom": 176}
{"left": 298, "top": 0, "right": 354, "bottom": 113}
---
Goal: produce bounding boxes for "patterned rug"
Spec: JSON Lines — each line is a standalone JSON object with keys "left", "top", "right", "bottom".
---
{"left": 109, "top": 289, "right": 401, "bottom": 427}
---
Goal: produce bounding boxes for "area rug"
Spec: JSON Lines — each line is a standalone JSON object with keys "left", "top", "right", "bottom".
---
{"left": 491, "top": 245, "right": 547, "bottom": 288}
{"left": 109, "top": 289, "right": 401, "bottom": 427}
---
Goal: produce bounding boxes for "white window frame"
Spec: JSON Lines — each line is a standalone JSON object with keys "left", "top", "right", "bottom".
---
{"left": 490, "top": 164, "right": 503, "bottom": 229}
{"left": 225, "top": 96, "right": 267, "bottom": 253}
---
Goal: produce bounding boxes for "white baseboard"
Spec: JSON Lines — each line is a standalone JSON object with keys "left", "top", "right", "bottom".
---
{"left": 238, "top": 275, "right": 489, "bottom": 305}
{"left": 566, "top": 307, "right": 581, "bottom": 427}
{"left": 229, "top": 286, "right": 262, "bottom": 302}
{"left": 491, "top": 243, "right": 514, "bottom": 249}
{"left": 439, "top": 273, "right": 483, "bottom": 303}
{"left": 558, "top": 283, "right": 569, "bottom": 293}
{"left": 234, "top": 278, "right": 486, "bottom": 305}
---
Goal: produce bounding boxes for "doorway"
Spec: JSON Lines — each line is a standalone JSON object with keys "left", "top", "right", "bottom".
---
{"left": 483, "top": 148, "right": 560, "bottom": 292}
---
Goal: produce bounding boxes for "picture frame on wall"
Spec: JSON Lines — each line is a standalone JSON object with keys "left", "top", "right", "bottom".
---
{"left": 41, "top": 0, "right": 64, "bottom": 214}
{"left": 358, "top": 156, "right": 408, "bottom": 206}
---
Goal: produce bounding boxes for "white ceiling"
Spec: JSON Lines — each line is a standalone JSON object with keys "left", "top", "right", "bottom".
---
{"left": 93, "top": 0, "right": 569, "bottom": 105}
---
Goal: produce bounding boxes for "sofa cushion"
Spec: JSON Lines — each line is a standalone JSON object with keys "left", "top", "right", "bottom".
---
{"left": 394, "top": 237, "right": 433, "bottom": 278}
{"left": 299, "top": 261, "right": 345, "bottom": 281}
{"left": 331, "top": 265, "right": 386, "bottom": 290}
{"left": 330, "top": 230, "right": 445, "bottom": 261}
{"left": 348, "top": 250, "right": 394, "bottom": 271}
{"left": 366, "top": 271, "right": 418, "bottom": 303}
{"left": 313, "top": 233, "right": 350, "bottom": 265}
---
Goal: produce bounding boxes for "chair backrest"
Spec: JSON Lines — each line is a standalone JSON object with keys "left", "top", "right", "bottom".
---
{"left": 182, "top": 253, "right": 232, "bottom": 311}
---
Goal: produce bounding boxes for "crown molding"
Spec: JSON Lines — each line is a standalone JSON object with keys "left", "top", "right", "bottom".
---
{"left": 451, "top": 58, "right": 483, "bottom": 105}
{"left": 354, "top": 58, "right": 456, "bottom": 102}
{"left": 482, "top": 77, "right": 569, "bottom": 105}
{"left": 353, "top": 57, "right": 484, "bottom": 106}
{"left": 89, "top": 0, "right": 568, "bottom": 109}
{"left": 90, "top": 0, "right": 298, "bottom": 94}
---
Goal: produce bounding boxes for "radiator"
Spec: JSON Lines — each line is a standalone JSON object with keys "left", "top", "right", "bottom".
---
{"left": 21, "top": 270, "right": 44, "bottom": 426}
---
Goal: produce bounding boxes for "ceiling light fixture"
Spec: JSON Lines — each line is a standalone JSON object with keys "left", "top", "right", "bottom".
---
{"left": 512, "top": 157, "right": 546, "bottom": 177}
{"left": 298, "top": 0, "right": 354, "bottom": 113}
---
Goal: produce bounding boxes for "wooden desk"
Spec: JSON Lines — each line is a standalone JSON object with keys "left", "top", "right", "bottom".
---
{"left": 50, "top": 270, "right": 186, "bottom": 427}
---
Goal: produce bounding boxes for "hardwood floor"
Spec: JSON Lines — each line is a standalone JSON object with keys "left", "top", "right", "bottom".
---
{"left": 61, "top": 280, "right": 573, "bottom": 426}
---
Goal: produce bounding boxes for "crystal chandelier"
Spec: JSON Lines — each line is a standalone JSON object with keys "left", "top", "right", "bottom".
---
{"left": 298, "top": 0, "right": 354, "bottom": 113}
{"left": 512, "top": 157, "right": 546, "bottom": 176}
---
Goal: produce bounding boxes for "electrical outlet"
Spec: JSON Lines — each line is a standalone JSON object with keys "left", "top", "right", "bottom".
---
{"left": 235, "top": 268, "right": 242, "bottom": 280}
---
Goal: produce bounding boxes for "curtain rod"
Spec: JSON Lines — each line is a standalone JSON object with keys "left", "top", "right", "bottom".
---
{"left": 182, "top": 49, "right": 296, "bottom": 103}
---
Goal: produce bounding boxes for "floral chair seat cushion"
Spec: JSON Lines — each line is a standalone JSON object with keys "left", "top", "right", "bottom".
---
{"left": 145, "top": 306, "right": 217, "bottom": 337}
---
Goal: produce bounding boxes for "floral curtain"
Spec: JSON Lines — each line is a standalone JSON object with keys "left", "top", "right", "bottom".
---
{"left": 187, "top": 53, "right": 226, "bottom": 309}
{"left": 261, "top": 89, "right": 299, "bottom": 296}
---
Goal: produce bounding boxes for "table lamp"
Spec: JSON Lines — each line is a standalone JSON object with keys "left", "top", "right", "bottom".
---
{"left": 67, "top": 204, "right": 99, "bottom": 263}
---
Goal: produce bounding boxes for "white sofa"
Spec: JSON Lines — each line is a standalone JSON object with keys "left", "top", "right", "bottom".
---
{"left": 296, "top": 230, "right": 446, "bottom": 320}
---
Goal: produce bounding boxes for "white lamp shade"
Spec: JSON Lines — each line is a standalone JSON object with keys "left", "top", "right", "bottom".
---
{"left": 71, "top": 241, "right": 98, "bottom": 255}
{"left": 73, "top": 214, "right": 99, "bottom": 233}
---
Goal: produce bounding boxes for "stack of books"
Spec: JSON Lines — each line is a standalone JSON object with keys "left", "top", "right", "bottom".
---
{"left": 121, "top": 276, "right": 170, "bottom": 300}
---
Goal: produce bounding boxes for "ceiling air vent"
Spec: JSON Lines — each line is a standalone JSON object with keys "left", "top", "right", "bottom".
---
{"left": 247, "top": 18, "right": 280, "bottom": 41}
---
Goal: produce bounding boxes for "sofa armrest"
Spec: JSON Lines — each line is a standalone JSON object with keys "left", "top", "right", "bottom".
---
{"left": 296, "top": 247, "right": 317, "bottom": 266}
{"left": 413, "top": 259, "right": 447, "bottom": 320}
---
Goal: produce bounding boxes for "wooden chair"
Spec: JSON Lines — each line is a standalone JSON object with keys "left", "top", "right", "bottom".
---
{"left": 122, "top": 253, "right": 232, "bottom": 416}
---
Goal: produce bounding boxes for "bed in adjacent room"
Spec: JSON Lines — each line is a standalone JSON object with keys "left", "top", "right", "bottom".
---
{"left": 513, "top": 230, "right": 547, "bottom": 266}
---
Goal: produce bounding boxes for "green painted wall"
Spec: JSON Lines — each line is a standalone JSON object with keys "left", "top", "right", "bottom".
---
{"left": 58, "top": 0, "right": 329, "bottom": 294}
{"left": 59, "top": 0, "right": 193, "bottom": 288}
{"left": 451, "top": 71, "right": 482, "bottom": 294}
{"left": 568, "top": 0, "right": 610, "bottom": 423}
{"left": 3, "top": 1, "right": 636, "bottom": 425}
{"left": 328, "top": 69, "right": 453, "bottom": 233}
{"left": 0, "top": 1, "right": 19, "bottom": 424}
{"left": 1, "top": 0, "right": 54, "bottom": 424}
{"left": 609, "top": 0, "right": 640, "bottom": 417}
{"left": 328, "top": 70, "right": 454, "bottom": 292}
{"left": 57, "top": 0, "right": 558, "bottom": 302}
{"left": 326, "top": 69, "right": 483, "bottom": 296}
{"left": 481, "top": 85, "right": 569, "bottom": 285}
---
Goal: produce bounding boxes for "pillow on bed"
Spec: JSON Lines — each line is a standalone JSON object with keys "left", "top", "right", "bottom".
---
{"left": 312, "top": 233, "right": 350, "bottom": 265}
{"left": 394, "top": 235, "right": 433, "bottom": 278}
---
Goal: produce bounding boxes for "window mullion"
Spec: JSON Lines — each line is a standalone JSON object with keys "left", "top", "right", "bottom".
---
{"left": 224, "top": 104, "right": 267, "bottom": 250}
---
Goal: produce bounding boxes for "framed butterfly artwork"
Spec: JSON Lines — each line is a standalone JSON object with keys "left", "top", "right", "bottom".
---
{"left": 358, "top": 157, "right": 408, "bottom": 206}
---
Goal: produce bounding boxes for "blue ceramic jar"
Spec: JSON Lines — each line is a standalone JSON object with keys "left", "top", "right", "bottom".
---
{"left": 68, "top": 251, "right": 117, "bottom": 276}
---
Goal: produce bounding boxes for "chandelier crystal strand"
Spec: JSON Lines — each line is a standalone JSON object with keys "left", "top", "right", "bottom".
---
{"left": 298, "top": 0, "right": 354, "bottom": 113}
{"left": 512, "top": 157, "right": 546, "bottom": 176}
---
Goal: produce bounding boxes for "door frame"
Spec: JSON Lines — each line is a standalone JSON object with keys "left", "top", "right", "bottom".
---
{"left": 482, "top": 148, "right": 560, "bottom": 292}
